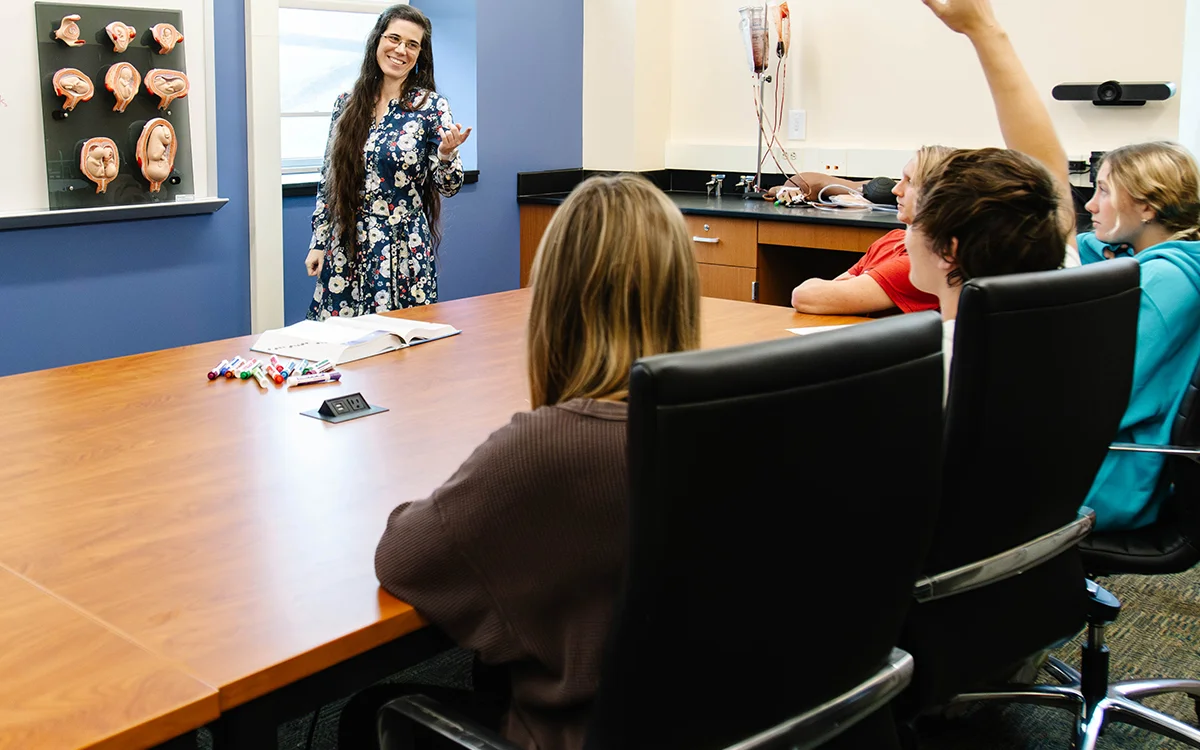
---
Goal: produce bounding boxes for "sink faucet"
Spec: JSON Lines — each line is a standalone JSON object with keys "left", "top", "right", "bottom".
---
{"left": 706, "top": 174, "right": 726, "bottom": 199}
{"left": 735, "top": 175, "right": 758, "bottom": 196}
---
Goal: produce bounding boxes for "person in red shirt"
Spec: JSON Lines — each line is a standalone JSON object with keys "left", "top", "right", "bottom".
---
{"left": 785, "top": 147, "right": 951, "bottom": 315}
{"left": 791, "top": 227, "right": 941, "bottom": 314}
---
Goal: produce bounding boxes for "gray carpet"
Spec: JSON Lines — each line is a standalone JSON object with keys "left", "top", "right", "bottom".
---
{"left": 920, "top": 567, "right": 1200, "bottom": 749}
{"left": 201, "top": 566, "right": 1200, "bottom": 750}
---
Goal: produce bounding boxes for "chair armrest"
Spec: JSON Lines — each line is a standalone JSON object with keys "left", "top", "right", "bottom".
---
{"left": 1110, "top": 443, "right": 1200, "bottom": 463}
{"left": 377, "top": 694, "right": 522, "bottom": 750}
{"left": 912, "top": 509, "right": 1096, "bottom": 603}
{"left": 722, "top": 649, "right": 914, "bottom": 750}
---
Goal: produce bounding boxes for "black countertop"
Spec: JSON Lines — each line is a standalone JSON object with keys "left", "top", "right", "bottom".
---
{"left": 519, "top": 190, "right": 905, "bottom": 230}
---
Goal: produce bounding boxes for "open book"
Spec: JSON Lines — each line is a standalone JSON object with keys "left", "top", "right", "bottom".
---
{"left": 251, "top": 314, "right": 460, "bottom": 365}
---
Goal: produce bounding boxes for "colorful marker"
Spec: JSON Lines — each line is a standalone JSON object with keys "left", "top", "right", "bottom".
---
{"left": 238, "top": 358, "right": 260, "bottom": 379}
{"left": 223, "top": 356, "right": 244, "bottom": 379}
{"left": 251, "top": 363, "right": 271, "bottom": 389}
{"left": 282, "top": 361, "right": 297, "bottom": 379}
{"left": 314, "top": 359, "right": 334, "bottom": 373}
{"left": 296, "top": 359, "right": 310, "bottom": 376}
{"left": 208, "top": 359, "right": 230, "bottom": 381}
{"left": 290, "top": 371, "right": 342, "bottom": 387}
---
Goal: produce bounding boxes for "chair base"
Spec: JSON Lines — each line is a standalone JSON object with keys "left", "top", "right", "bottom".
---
{"left": 947, "top": 657, "right": 1200, "bottom": 749}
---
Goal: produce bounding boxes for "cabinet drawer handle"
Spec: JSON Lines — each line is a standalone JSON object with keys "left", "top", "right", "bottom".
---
{"left": 692, "top": 237, "right": 720, "bottom": 244}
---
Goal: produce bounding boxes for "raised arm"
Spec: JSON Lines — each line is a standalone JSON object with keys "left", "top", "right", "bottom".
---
{"left": 923, "top": 0, "right": 1079, "bottom": 259}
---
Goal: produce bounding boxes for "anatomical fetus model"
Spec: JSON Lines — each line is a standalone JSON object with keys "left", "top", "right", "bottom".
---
{"left": 52, "top": 68, "right": 94, "bottom": 111}
{"left": 136, "top": 118, "right": 177, "bottom": 193}
{"left": 150, "top": 23, "right": 183, "bottom": 54}
{"left": 144, "top": 69, "right": 189, "bottom": 110}
{"left": 105, "top": 21, "right": 136, "bottom": 53}
{"left": 54, "top": 14, "right": 85, "bottom": 47}
{"left": 81, "top": 137, "right": 119, "bottom": 194}
{"left": 105, "top": 62, "right": 141, "bottom": 113}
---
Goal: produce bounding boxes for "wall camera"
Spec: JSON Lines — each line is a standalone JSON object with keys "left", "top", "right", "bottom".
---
{"left": 1052, "top": 80, "right": 1177, "bottom": 107}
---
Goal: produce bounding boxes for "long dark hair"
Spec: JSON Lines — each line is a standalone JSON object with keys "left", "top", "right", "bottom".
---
{"left": 326, "top": 5, "right": 440, "bottom": 262}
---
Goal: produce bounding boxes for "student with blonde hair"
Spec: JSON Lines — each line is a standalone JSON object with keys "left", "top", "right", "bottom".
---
{"left": 338, "top": 173, "right": 701, "bottom": 750}
{"left": 1079, "top": 142, "right": 1200, "bottom": 530}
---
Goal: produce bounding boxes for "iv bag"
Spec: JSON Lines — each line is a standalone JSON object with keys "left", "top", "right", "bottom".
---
{"left": 738, "top": 5, "right": 769, "bottom": 75}
{"left": 773, "top": 1, "right": 791, "bottom": 58}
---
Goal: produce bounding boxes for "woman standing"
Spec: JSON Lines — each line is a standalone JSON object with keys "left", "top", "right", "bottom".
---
{"left": 305, "top": 4, "right": 472, "bottom": 319}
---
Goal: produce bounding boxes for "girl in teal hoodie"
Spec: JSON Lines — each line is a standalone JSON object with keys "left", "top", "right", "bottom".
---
{"left": 1080, "top": 141, "right": 1200, "bottom": 530}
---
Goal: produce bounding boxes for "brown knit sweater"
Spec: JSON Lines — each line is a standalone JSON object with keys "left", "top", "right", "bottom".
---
{"left": 375, "top": 398, "right": 629, "bottom": 750}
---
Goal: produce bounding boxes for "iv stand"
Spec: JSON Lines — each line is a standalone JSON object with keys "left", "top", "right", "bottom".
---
{"left": 746, "top": 73, "right": 772, "bottom": 199}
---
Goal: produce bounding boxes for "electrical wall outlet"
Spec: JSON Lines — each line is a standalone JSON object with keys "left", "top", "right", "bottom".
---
{"left": 816, "top": 149, "right": 847, "bottom": 174}
{"left": 788, "top": 109, "right": 807, "bottom": 140}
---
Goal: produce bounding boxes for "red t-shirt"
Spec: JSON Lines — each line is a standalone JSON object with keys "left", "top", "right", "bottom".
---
{"left": 846, "top": 229, "right": 940, "bottom": 313}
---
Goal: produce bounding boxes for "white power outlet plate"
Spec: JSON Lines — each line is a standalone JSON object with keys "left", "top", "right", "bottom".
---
{"left": 788, "top": 109, "right": 807, "bottom": 140}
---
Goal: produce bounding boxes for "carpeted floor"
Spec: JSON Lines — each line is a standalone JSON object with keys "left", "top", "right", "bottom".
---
{"left": 204, "top": 566, "right": 1200, "bottom": 750}
{"left": 919, "top": 567, "right": 1200, "bottom": 749}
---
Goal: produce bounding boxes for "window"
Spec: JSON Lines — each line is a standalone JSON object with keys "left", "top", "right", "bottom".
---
{"left": 279, "top": 5, "right": 384, "bottom": 173}
{"left": 278, "top": 0, "right": 477, "bottom": 177}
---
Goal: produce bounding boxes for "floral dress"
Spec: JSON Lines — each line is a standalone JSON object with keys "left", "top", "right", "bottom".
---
{"left": 307, "top": 89, "right": 464, "bottom": 319}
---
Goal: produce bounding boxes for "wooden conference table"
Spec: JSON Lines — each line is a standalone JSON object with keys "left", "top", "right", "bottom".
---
{"left": 0, "top": 289, "right": 868, "bottom": 748}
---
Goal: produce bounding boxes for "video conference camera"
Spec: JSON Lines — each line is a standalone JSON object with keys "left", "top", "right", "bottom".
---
{"left": 1052, "top": 80, "right": 1177, "bottom": 107}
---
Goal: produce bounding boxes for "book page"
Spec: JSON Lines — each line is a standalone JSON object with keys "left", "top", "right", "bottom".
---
{"left": 334, "top": 314, "right": 459, "bottom": 343}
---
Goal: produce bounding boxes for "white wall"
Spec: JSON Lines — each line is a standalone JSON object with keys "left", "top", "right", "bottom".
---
{"left": 1181, "top": 0, "right": 1200, "bottom": 156}
{"left": 659, "top": 0, "right": 1185, "bottom": 177}
{"left": 583, "top": 0, "right": 672, "bottom": 170}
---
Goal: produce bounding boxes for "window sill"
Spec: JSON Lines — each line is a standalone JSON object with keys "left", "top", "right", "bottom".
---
{"left": 0, "top": 198, "right": 230, "bottom": 232}
{"left": 281, "top": 170, "right": 479, "bottom": 198}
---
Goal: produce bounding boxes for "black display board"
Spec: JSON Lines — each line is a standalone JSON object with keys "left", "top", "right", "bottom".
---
{"left": 34, "top": 2, "right": 194, "bottom": 210}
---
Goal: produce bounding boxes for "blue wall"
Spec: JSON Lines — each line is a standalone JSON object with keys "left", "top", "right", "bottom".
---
{"left": 0, "top": 0, "right": 251, "bottom": 377}
{"left": 283, "top": 0, "right": 584, "bottom": 322}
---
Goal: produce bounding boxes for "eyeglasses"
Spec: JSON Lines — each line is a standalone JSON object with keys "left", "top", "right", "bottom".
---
{"left": 381, "top": 34, "right": 421, "bottom": 52}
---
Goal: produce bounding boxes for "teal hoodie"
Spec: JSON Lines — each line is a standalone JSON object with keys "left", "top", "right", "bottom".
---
{"left": 1078, "top": 232, "right": 1200, "bottom": 530}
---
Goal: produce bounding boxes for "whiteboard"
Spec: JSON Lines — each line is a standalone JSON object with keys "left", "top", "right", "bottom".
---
{"left": 0, "top": 0, "right": 212, "bottom": 214}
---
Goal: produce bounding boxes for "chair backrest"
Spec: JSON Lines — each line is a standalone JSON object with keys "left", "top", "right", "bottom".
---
{"left": 585, "top": 311, "right": 945, "bottom": 750}
{"left": 1163, "top": 354, "right": 1200, "bottom": 547}
{"left": 904, "top": 258, "right": 1141, "bottom": 706}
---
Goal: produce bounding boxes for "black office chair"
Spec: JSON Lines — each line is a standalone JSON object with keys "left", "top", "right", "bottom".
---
{"left": 378, "top": 310, "right": 947, "bottom": 750}
{"left": 1024, "top": 354, "right": 1200, "bottom": 749}
{"left": 897, "top": 260, "right": 1141, "bottom": 736}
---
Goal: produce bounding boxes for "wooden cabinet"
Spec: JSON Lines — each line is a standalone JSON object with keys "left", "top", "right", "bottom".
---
{"left": 685, "top": 215, "right": 759, "bottom": 302}
{"left": 685, "top": 216, "right": 758, "bottom": 267}
{"left": 697, "top": 264, "right": 758, "bottom": 303}
{"left": 519, "top": 204, "right": 557, "bottom": 287}
{"left": 519, "top": 202, "right": 898, "bottom": 306}
{"left": 758, "top": 221, "right": 889, "bottom": 253}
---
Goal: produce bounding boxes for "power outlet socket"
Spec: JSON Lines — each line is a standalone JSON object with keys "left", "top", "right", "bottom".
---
{"left": 788, "top": 109, "right": 807, "bottom": 140}
{"left": 816, "top": 149, "right": 847, "bottom": 174}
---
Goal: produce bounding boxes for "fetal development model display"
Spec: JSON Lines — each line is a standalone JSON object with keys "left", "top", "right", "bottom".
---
{"left": 144, "top": 68, "right": 189, "bottom": 110}
{"left": 105, "top": 21, "right": 137, "bottom": 53}
{"left": 150, "top": 23, "right": 183, "bottom": 54}
{"left": 53, "top": 14, "right": 85, "bottom": 46}
{"left": 52, "top": 67, "right": 94, "bottom": 111}
{"left": 104, "top": 62, "right": 141, "bottom": 112}
{"left": 80, "top": 137, "right": 119, "bottom": 193}
{"left": 136, "top": 118, "right": 177, "bottom": 192}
